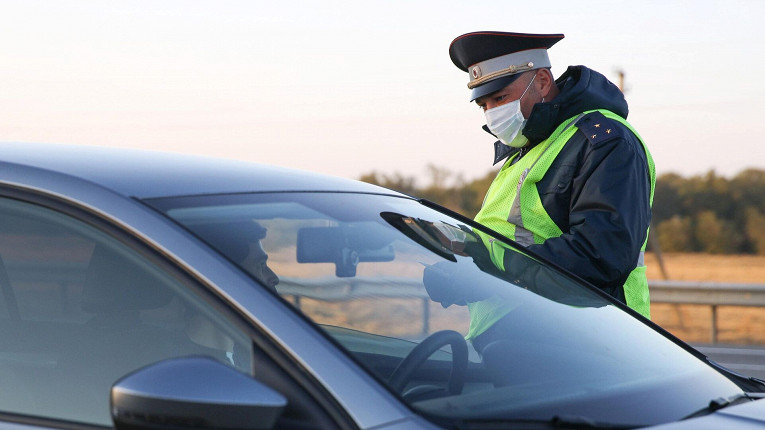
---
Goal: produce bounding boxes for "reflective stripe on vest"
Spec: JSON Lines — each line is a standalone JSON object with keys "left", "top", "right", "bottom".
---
{"left": 466, "top": 110, "right": 656, "bottom": 339}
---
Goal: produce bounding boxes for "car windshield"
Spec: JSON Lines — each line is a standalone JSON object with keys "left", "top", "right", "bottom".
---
{"left": 148, "top": 191, "right": 746, "bottom": 427}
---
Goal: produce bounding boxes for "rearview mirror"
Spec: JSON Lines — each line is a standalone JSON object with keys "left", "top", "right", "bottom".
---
{"left": 297, "top": 224, "right": 395, "bottom": 277}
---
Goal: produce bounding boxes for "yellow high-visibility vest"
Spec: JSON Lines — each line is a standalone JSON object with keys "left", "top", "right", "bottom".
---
{"left": 468, "top": 109, "right": 655, "bottom": 339}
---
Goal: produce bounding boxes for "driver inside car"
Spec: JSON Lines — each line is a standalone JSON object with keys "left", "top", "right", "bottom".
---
{"left": 183, "top": 221, "right": 279, "bottom": 367}
{"left": 193, "top": 221, "right": 280, "bottom": 292}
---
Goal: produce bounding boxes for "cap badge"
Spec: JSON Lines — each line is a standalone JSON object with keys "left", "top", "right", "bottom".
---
{"left": 467, "top": 61, "right": 535, "bottom": 89}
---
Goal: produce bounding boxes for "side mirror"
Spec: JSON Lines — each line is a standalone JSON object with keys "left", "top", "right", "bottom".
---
{"left": 111, "top": 357, "right": 287, "bottom": 430}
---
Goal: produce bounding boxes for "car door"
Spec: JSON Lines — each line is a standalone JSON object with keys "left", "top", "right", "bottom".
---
{"left": 0, "top": 191, "right": 347, "bottom": 430}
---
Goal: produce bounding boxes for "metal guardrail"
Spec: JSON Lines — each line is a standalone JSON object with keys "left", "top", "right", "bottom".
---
{"left": 278, "top": 278, "right": 765, "bottom": 304}
{"left": 278, "top": 277, "right": 765, "bottom": 342}
{"left": 7, "top": 264, "right": 765, "bottom": 343}
{"left": 649, "top": 280, "right": 765, "bottom": 306}
{"left": 649, "top": 280, "right": 765, "bottom": 343}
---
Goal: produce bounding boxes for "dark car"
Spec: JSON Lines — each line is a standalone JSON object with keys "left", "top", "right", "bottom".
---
{"left": 1, "top": 142, "right": 765, "bottom": 430}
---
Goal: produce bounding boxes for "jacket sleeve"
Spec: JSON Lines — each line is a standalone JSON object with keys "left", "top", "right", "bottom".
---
{"left": 523, "top": 120, "right": 652, "bottom": 292}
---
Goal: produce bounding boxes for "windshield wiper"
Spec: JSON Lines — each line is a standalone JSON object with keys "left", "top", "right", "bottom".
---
{"left": 452, "top": 415, "right": 640, "bottom": 429}
{"left": 683, "top": 393, "right": 754, "bottom": 419}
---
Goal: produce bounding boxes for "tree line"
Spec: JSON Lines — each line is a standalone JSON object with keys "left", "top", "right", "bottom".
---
{"left": 360, "top": 166, "right": 765, "bottom": 255}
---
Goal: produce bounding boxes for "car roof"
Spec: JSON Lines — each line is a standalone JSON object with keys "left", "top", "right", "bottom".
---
{"left": 0, "top": 142, "right": 402, "bottom": 199}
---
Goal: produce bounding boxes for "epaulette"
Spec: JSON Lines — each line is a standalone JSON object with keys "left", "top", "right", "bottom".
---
{"left": 575, "top": 111, "right": 625, "bottom": 146}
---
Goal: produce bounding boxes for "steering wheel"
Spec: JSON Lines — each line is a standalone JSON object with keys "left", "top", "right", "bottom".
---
{"left": 388, "top": 330, "right": 468, "bottom": 396}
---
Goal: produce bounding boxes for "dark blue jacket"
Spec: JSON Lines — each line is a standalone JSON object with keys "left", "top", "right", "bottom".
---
{"left": 488, "top": 66, "right": 652, "bottom": 299}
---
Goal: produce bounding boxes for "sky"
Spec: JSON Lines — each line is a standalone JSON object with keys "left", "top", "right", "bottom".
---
{"left": 1, "top": 0, "right": 764, "bottom": 185}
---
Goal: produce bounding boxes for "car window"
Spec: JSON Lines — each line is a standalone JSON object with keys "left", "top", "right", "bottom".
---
{"left": 159, "top": 195, "right": 473, "bottom": 346}
{"left": 151, "top": 192, "right": 748, "bottom": 428}
{"left": 0, "top": 197, "right": 253, "bottom": 426}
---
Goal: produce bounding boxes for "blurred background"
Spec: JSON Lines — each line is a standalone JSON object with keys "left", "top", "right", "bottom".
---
{"left": 2, "top": 0, "right": 762, "bottom": 181}
{"left": 2, "top": 1, "right": 765, "bottom": 353}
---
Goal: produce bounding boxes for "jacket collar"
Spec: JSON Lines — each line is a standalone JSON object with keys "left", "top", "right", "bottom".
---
{"left": 483, "top": 125, "right": 528, "bottom": 166}
{"left": 480, "top": 66, "right": 629, "bottom": 164}
{"left": 524, "top": 66, "right": 628, "bottom": 145}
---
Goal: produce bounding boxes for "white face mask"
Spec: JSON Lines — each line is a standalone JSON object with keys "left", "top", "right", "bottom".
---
{"left": 484, "top": 74, "right": 536, "bottom": 148}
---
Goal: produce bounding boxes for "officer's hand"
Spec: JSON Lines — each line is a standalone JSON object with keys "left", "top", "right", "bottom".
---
{"left": 423, "top": 261, "right": 466, "bottom": 308}
{"left": 422, "top": 261, "right": 494, "bottom": 308}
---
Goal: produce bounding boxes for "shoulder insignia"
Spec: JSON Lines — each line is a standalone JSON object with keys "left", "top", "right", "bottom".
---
{"left": 575, "top": 111, "right": 625, "bottom": 146}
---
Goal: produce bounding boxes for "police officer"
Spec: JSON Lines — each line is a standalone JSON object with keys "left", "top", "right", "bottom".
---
{"left": 444, "top": 31, "right": 655, "bottom": 348}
